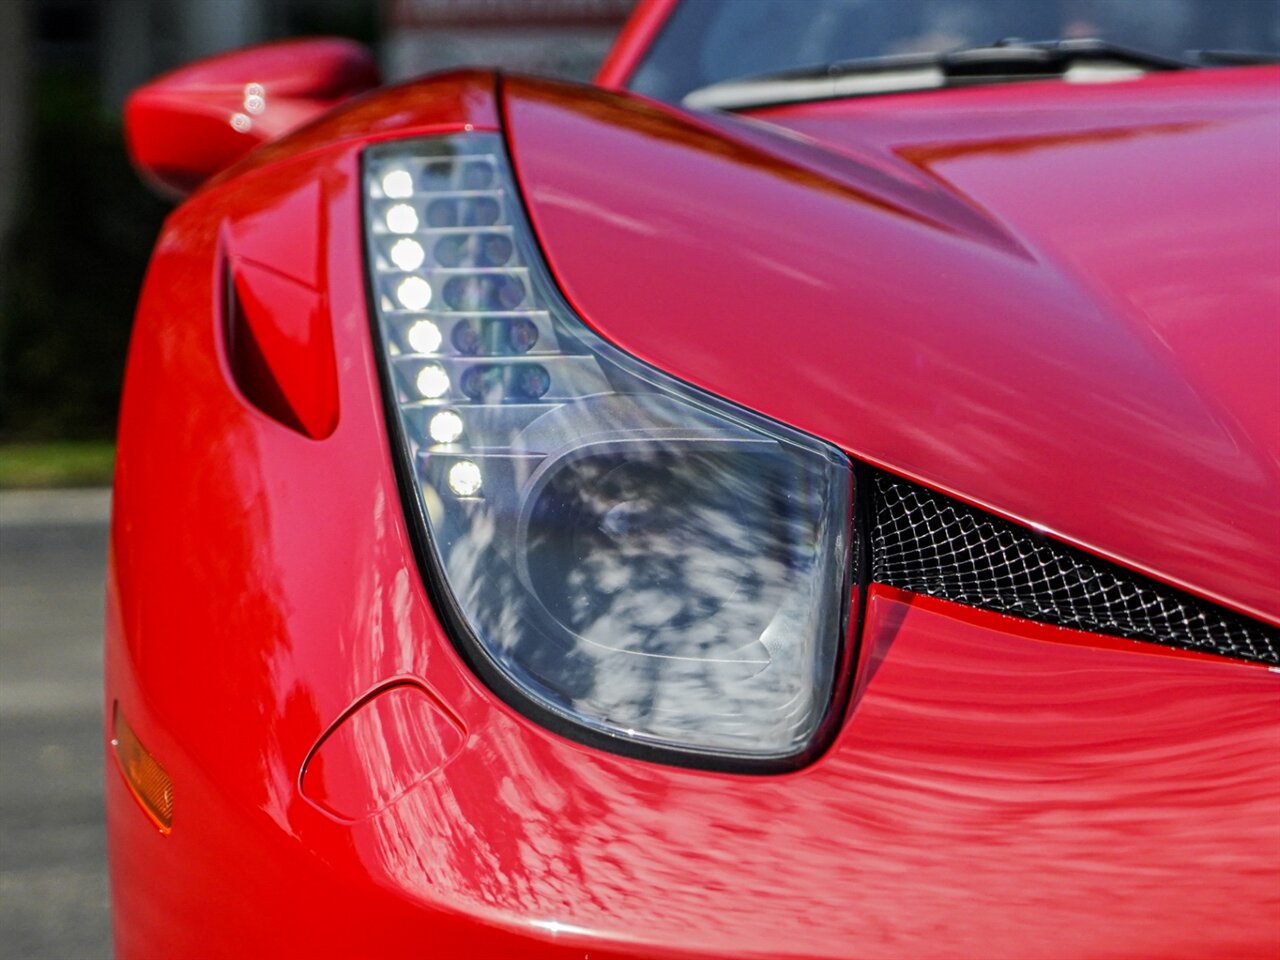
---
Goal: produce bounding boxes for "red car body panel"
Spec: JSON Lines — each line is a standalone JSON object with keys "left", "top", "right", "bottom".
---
{"left": 594, "top": 0, "right": 680, "bottom": 90}
{"left": 125, "top": 38, "right": 380, "bottom": 197}
{"left": 503, "top": 69, "right": 1280, "bottom": 624}
{"left": 107, "top": 38, "right": 1280, "bottom": 960}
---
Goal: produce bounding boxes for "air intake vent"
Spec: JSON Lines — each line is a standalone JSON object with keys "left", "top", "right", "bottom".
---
{"left": 870, "top": 474, "right": 1279, "bottom": 665}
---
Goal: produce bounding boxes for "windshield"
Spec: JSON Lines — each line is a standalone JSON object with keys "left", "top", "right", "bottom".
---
{"left": 628, "top": 0, "right": 1280, "bottom": 103}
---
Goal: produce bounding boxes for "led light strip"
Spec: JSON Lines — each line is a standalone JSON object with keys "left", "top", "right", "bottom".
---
{"left": 366, "top": 142, "right": 611, "bottom": 503}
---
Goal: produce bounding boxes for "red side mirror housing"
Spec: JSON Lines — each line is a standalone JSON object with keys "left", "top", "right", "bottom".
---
{"left": 124, "top": 38, "right": 380, "bottom": 199}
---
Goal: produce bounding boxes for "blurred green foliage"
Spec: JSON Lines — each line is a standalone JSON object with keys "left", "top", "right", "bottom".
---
{"left": 0, "top": 440, "right": 115, "bottom": 488}
{"left": 0, "top": 0, "right": 378, "bottom": 444}
{"left": 0, "top": 66, "right": 169, "bottom": 441}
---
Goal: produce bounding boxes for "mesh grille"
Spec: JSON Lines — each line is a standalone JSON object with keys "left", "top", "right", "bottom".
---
{"left": 870, "top": 474, "right": 1279, "bottom": 665}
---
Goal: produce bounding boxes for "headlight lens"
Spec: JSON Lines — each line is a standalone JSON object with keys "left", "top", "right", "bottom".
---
{"left": 363, "top": 135, "right": 852, "bottom": 766}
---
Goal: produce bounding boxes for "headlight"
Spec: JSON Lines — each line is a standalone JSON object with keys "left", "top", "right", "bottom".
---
{"left": 363, "top": 135, "right": 853, "bottom": 768}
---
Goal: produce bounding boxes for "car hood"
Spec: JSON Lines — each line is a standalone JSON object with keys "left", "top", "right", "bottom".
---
{"left": 501, "top": 68, "right": 1279, "bottom": 625}
{"left": 753, "top": 68, "right": 1280, "bottom": 530}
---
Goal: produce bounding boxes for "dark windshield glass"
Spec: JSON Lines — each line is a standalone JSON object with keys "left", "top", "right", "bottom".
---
{"left": 629, "top": 0, "right": 1280, "bottom": 102}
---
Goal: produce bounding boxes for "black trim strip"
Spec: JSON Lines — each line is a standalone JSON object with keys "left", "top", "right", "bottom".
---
{"left": 870, "top": 472, "right": 1279, "bottom": 665}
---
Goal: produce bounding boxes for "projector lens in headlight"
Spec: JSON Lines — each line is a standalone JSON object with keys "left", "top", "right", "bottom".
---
{"left": 363, "top": 135, "right": 852, "bottom": 767}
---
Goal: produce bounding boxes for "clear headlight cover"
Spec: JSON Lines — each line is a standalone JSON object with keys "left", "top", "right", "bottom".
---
{"left": 363, "top": 135, "right": 852, "bottom": 766}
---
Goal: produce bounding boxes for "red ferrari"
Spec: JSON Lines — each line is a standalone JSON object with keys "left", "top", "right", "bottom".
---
{"left": 107, "top": 1, "right": 1280, "bottom": 956}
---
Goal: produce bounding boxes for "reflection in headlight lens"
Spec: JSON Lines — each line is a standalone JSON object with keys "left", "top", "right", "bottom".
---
{"left": 364, "top": 135, "right": 852, "bottom": 765}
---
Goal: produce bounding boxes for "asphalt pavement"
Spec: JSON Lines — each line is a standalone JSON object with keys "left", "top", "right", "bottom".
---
{"left": 1, "top": 490, "right": 113, "bottom": 959}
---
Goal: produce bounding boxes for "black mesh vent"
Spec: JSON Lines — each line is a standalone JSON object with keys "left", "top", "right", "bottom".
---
{"left": 870, "top": 474, "right": 1279, "bottom": 665}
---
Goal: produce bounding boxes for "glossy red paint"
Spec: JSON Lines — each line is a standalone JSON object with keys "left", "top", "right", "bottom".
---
{"left": 105, "top": 383, "right": 1280, "bottom": 959}
{"left": 225, "top": 259, "right": 337, "bottom": 440}
{"left": 210, "top": 69, "right": 502, "bottom": 186}
{"left": 108, "top": 67, "right": 1280, "bottom": 957}
{"left": 220, "top": 169, "right": 337, "bottom": 439}
{"left": 594, "top": 0, "right": 679, "bottom": 89}
{"left": 125, "top": 38, "right": 379, "bottom": 198}
{"left": 500, "top": 70, "right": 1280, "bottom": 624}
{"left": 299, "top": 681, "right": 466, "bottom": 822}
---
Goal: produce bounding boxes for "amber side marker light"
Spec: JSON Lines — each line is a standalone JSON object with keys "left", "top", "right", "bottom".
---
{"left": 112, "top": 703, "right": 174, "bottom": 834}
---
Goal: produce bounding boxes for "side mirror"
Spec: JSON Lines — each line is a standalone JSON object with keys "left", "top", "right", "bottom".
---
{"left": 124, "top": 38, "right": 380, "bottom": 199}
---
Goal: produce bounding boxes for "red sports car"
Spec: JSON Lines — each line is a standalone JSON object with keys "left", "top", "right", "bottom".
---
{"left": 107, "top": 1, "right": 1280, "bottom": 956}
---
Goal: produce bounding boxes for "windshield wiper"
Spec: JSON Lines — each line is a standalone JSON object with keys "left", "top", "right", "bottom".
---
{"left": 683, "top": 39, "right": 1193, "bottom": 111}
